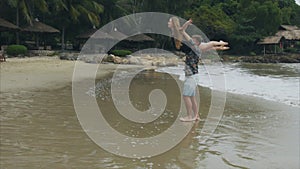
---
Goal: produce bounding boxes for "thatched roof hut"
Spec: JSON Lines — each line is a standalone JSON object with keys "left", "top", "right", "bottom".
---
{"left": 279, "top": 25, "right": 299, "bottom": 31}
{"left": 0, "top": 18, "right": 19, "bottom": 31}
{"left": 22, "top": 19, "right": 59, "bottom": 49}
{"left": 257, "top": 24, "right": 300, "bottom": 55}
{"left": 22, "top": 20, "right": 59, "bottom": 33}
{"left": 257, "top": 36, "right": 284, "bottom": 45}
{"left": 257, "top": 36, "right": 285, "bottom": 55}
{"left": 76, "top": 28, "right": 117, "bottom": 51}
{"left": 275, "top": 25, "right": 300, "bottom": 40}
{"left": 108, "top": 28, "right": 127, "bottom": 40}
{"left": 276, "top": 30, "right": 300, "bottom": 40}
{"left": 76, "top": 28, "right": 114, "bottom": 39}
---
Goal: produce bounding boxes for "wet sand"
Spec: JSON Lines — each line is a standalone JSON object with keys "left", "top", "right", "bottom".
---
{"left": 0, "top": 58, "right": 299, "bottom": 169}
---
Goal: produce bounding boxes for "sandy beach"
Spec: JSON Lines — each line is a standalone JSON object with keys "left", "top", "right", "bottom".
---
{"left": 0, "top": 57, "right": 138, "bottom": 92}
{"left": 0, "top": 57, "right": 77, "bottom": 92}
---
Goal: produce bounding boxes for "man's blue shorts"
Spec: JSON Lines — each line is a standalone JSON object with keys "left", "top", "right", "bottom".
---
{"left": 183, "top": 74, "right": 199, "bottom": 96}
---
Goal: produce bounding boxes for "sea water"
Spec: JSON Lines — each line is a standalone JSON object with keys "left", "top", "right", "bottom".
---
{"left": 156, "top": 63, "right": 300, "bottom": 107}
{"left": 1, "top": 63, "right": 299, "bottom": 168}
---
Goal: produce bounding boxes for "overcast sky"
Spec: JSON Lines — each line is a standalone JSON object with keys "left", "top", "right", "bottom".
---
{"left": 296, "top": 0, "right": 300, "bottom": 6}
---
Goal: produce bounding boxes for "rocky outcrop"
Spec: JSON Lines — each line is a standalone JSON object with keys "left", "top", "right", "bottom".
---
{"left": 222, "top": 54, "right": 300, "bottom": 63}
{"left": 101, "top": 54, "right": 182, "bottom": 67}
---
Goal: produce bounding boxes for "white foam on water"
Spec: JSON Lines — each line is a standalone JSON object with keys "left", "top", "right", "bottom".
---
{"left": 156, "top": 63, "right": 300, "bottom": 107}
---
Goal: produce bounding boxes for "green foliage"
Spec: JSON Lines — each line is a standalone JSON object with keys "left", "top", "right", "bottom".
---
{"left": 184, "top": 5, "right": 235, "bottom": 39}
{"left": 5, "top": 0, "right": 48, "bottom": 24}
{"left": 1, "top": 0, "right": 300, "bottom": 55}
{"left": 6, "top": 45, "right": 27, "bottom": 57}
{"left": 110, "top": 50, "right": 132, "bottom": 57}
{"left": 290, "top": 3, "right": 300, "bottom": 26}
{"left": 284, "top": 47, "right": 297, "bottom": 53}
{"left": 250, "top": 52, "right": 256, "bottom": 56}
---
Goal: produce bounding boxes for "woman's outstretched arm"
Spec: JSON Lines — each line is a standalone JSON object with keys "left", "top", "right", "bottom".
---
{"left": 179, "top": 19, "right": 193, "bottom": 41}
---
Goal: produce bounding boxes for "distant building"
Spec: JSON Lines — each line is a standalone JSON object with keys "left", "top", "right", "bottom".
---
{"left": 257, "top": 25, "right": 300, "bottom": 55}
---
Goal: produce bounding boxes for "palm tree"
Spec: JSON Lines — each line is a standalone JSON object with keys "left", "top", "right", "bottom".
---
{"left": 5, "top": 0, "right": 48, "bottom": 44}
{"left": 47, "top": 0, "right": 103, "bottom": 50}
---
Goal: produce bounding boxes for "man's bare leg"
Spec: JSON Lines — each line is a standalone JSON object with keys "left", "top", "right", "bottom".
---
{"left": 191, "top": 96, "right": 200, "bottom": 120}
{"left": 180, "top": 96, "right": 194, "bottom": 122}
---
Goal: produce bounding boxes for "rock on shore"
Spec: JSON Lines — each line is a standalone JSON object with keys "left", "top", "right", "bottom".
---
{"left": 79, "top": 54, "right": 183, "bottom": 67}
{"left": 222, "top": 54, "right": 300, "bottom": 63}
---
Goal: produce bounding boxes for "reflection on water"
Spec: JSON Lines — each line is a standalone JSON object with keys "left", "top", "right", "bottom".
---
{"left": 0, "top": 70, "right": 299, "bottom": 169}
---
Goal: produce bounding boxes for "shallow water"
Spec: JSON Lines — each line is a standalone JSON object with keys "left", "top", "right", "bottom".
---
{"left": 0, "top": 66, "right": 299, "bottom": 169}
{"left": 157, "top": 63, "right": 300, "bottom": 107}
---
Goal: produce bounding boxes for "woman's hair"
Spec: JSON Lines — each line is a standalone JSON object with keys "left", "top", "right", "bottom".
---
{"left": 170, "top": 17, "right": 183, "bottom": 49}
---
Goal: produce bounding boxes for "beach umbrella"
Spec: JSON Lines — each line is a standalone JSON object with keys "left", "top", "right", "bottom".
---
{"left": 22, "top": 19, "right": 60, "bottom": 33}
{"left": 108, "top": 28, "right": 127, "bottom": 40}
{"left": 76, "top": 27, "right": 117, "bottom": 51}
{"left": 22, "top": 19, "right": 60, "bottom": 49}
{"left": 0, "top": 18, "right": 20, "bottom": 31}
{"left": 125, "top": 34, "right": 154, "bottom": 42}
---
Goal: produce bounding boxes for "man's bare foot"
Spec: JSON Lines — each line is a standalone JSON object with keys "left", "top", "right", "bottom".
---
{"left": 180, "top": 116, "right": 195, "bottom": 122}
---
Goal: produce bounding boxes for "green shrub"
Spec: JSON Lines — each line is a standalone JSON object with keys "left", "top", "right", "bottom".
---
{"left": 284, "top": 47, "right": 297, "bottom": 53}
{"left": 6, "top": 45, "right": 27, "bottom": 57}
{"left": 110, "top": 50, "right": 132, "bottom": 57}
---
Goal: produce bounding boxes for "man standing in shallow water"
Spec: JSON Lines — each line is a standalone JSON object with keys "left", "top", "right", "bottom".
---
{"left": 168, "top": 17, "right": 229, "bottom": 122}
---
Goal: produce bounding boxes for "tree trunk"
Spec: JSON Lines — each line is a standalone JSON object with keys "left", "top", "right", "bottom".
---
{"left": 16, "top": 7, "right": 20, "bottom": 45}
{"left": 61, "top": 26, "right": 65, "bottom": 50}
{"left": 36, "top": 33, "right": 39, "bottom": 49}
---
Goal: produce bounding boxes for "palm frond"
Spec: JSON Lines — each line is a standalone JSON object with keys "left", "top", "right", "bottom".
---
{"left": 70, "top": 5, "right": 80, "bottom": 21}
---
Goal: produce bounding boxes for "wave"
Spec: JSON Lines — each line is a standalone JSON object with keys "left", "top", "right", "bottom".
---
{"left": 156, "top": 63, "right": 300, "bottom": 107}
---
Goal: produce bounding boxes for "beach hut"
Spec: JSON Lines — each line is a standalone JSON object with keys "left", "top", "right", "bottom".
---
{"left": 22, "top": 19, "right": 60, "bottom": 49}
{"left": 257, "top": 36, "right": 285, "bottom": 55}
{"left": 0, "top": 18, "right": 20, "bottom": 48}
{"left": 125, "top": 34, "right": 154, "bottom": 42}
{"left": 257, "top": 25, "right": 300, "bottom": 55}
{"left": 76, "top": 28, "right": 114, "bottom": 40}
{"left": 276, "top": 25, "right": 300, "bottom": 49}
{"left": 76, "top": 27, "right": 115, "bottom": 51}
{"left": 123, "top": 34, "right": 155, "bottom": 51}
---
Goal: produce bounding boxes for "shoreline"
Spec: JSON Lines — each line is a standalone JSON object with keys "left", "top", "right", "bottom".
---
{"left": 1, "top": 56, "right": 298, "bottom": 108}
{"left": 0, "top": 56, "right": 142, "bottom": 93}
{"left": 0, "top": 57, "right": 75, "bottom": 92}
